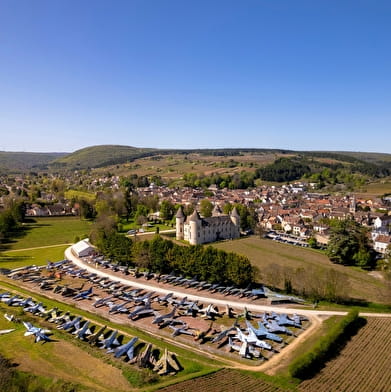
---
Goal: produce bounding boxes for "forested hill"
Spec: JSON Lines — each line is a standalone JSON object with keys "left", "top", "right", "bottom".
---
{"left": 0, "top": 151, "right": 67, "bottom": 173}
{"left": 50, "top": 145, "right": 156, "bottom": 169}
{"left": 1, "top": 145, "right": 391, "bottom": 180}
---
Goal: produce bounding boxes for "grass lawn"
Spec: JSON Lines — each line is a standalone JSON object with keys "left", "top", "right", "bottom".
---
{"left": 213, "top": 236, "right": 388, "bottom": 304}
{"left": 2, "top": 217, "right": 92, "bottom": 251}
{"left": 119, "top": 218, "right": 173, "bottom": 233}
{"left": 0, "top": 245, "right": 68, "bottom": 270}
{"left": 0, "top": 279, "right": 220, "bottom": 391}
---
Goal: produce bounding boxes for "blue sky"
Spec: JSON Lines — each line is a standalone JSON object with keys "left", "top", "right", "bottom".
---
{"left": 0, "top": 1, "right": 390, "bottom": 153}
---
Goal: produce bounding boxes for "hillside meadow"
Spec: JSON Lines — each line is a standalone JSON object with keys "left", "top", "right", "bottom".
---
{"left": 213, "top": 236, "right": 388, "bottom": 304}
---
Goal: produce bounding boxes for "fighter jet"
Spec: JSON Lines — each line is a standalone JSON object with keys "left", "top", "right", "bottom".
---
{"left": 128, "top": 304, "right": 156, "bottom": 320}
{"left": 93, "top": 296, "right": 114, "bottom": 308}
{"left": 193, "top": 321, "right": 215, "bottom": 343}
{"left": 101, "top": 330, "right": 120, "bottom": 350}
{"left": 109, "top": 337, "right": 138, "bottom": 360}
{"left": 155, "top": 292, "right": 174, "bottom": 305}
{"left": 0, "top": 329, "right": 15, "bottom": 335}
{"left": 245, "top": 321, "right": 283, "bottom": 343}
{"left": 73, "top": 321, "right": 92, "bottom": 340}
{"left": 133, "top": 291, "right": 156, "bottom": 305}
{"left": 108, "top": 300, "right": 132, "bottom": 314}
{"left": 24, "top": 302, "right": 46, "bottom": 314}
{"left": 4, "top": 313, "right": 18, "bottom": 323}
{"left": 57, "top": 316, "right": 82, "bottom": 331}
{"left": 52, "top": 311, "right": 71, "bottom": 325}
{"left": 87, "top": 325, "right": 107, "bottom": 346}
{"left": 73, "top": 287, "right": 93, "bottom": 300}
{"left": 23, "top": 322, "right": 53, "bottom": 343}
{"left": 0, "top": 292, "right": 11, "bottom": 302}
{"left": 276, "top": 314, "right": 302, "bottom": 328}
{"left": 265, "top": 320, "right": 294, "bottom": 336}
{"left": 168, "top": 323, "right": 195, "bottom": 337}
{"left": 211, "top": 322, "right": 238, "bottom": 344}
{"left": 227, "top": 337, "right": 252, "bottom": 359}
{"left": 199, "top": 304, "right": 221, "bottom": 320}
{"left": 152, "top": 307, "right": 177, "bottom": 325}
{"left": 153, "top": 348, "right": 180, "bottom": 375}
{"left": 235, "top": 327, "right": 272, "bottom": 350}
{"left": 136, "top": 343, "right": 154, "bottom": 368}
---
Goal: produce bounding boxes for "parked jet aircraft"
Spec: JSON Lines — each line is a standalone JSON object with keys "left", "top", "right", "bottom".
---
{"left": 110, "top": 337, "right": 138, "bottom": 360}
{"left": 24, "top": 302, "right": 45, "bottom": 314}
{"left": 245, "top": 321, "right": 283, "bottom": 343}
{"left": 73, "top": 321, "right": 92, "bottom": 340}
{"left": 101, "top": 330, "right": 120, "bottom": 350}
{"left": 73, "top": 287, "right": 93, "bottom": 301}
{"left": 155, "top": 292, "right": 173, "bottom": 305}
{"left": 128, "top": 304, "right": 156, "bottom": 320}
{"left": 0, "top": 329, "right": 15, "bottom": 335}
{"left": 199, "top": 304, "right": 221, "bottom": 320}
{"left": 58, "top": 316, "right": 82, "bottom": 331}
{"left": 276, "top": 313, "right": 302, "bottom": 328}
{"left": 87, "top": 325, "right": 107, "bottom": 346}
{"left": 235, "top": 327, "right": 272, "bottom": 350}
{"left": 23, "top": 321, "right": 53, "bottom": 343}
{"left": 152, "top": 307, "right": 177, "bottom": 325}
{"left": 265, "top": 320, "right": 294, "bottom": 335}
{"left": 93, "top": 296, "right": 114, "bottom": 308}
{"left": 153, "top": 348, "right": 180, "bottom": 375}
{"left": 108, "top": 300, "right": 132, "bottom": 314}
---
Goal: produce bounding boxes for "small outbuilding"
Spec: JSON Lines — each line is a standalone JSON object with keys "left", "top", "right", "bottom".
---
{"left": 73, "top": 239, "right": 94, "bottom": 257}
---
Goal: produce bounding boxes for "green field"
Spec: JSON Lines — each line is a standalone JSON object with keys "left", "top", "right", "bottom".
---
{"left": 119, "top": 218, "right": 174, "bottom": 234}
{"left": 0, "top": 217, "right": 91, "bottom": 270}
{"left": 0, "top": 245, "right": 68, "bottom": 270}
{"left": 0, "top": 279, "right": 219, "bottom": 391}
{"left": 4, "top": 217, "right": 91, "bottom": 251}
{"left": 213, "top": 237, "right": 388, "bottom": 304}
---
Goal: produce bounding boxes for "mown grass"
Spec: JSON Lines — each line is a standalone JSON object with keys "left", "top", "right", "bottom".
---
{"left": 0, "top": 278, "right": 221, "bottom": 391}
{"left": 0, "top": 305, "right": 129, "bottom": 392}
{"left": 213, "top": 236, "right": 388, "bottom": 304}
{"left": 5, "top": 217, "right": 92, "bottom": 250}
{"left": 0, "top": 245, "right": 68, "bottom": 270}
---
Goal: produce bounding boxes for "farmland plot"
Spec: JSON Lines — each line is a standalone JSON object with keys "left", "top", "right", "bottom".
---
{"left": 158, "top": 369, "right": 288, "bottom": 392}
{"left": 299, "top": 317, "right": 391, "bottom": 392}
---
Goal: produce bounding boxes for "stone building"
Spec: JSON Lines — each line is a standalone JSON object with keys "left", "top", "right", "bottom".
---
{"left": 176, "top": 205, "right": 240, "bottom": 245}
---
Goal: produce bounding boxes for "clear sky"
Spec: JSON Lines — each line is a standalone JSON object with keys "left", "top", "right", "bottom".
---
{"left": 0, "top": 1, "right": 390, "bottom": 153}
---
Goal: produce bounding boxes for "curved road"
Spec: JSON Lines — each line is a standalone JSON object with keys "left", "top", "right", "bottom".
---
{"left": 65, "top": 246, "right": 391, "bottom": 319}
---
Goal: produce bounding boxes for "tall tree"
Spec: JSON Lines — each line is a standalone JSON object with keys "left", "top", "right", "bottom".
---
{"left": 326, "top": 219, "right": 375, "bottom": 268}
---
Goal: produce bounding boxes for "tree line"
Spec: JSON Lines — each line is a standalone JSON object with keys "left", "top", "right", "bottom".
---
{"left": 93, "top": 233, "right": 254, "bottom": 287}
{"left": 0, "top": 199, "right": 25, "bottom": 245}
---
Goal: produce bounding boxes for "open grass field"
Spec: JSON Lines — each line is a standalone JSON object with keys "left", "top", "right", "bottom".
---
{"left": 0, "top": 278, "right": 220, "bottom": 391}
{"left": 354, "top": 179, "right": 391, "bottom": 198}
{"left": 213, "top": 237, "right": 388, "bottom": 304}
{"left": 5, "top": 217, "right": 92, "bottom": 251}
{"left": 0, "top": 245, "right": 68, "bottom": 269}
{"left": 299, "top": 317, "right": 391, "bottom": 392}
{"left": 0, "top": 308, "right": 131, "bottom": 392}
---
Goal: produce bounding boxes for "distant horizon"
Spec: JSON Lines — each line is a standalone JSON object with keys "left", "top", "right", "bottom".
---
{"left": 1, "top": 2, "right": 390, "bottom": 153}
{"left": 1, "top": 144, "right": 390, "bottom": 155}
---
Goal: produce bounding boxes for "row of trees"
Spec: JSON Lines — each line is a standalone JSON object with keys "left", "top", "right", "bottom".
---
{"left": 93, "top": 233, "right": 254, "bottom": 287}
{"left": 0, "top": 199, "right": 25, "bottom": 244}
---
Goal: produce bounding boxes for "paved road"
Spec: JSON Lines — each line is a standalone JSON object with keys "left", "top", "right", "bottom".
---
{"left": 65, "top": 246, "right": 391, "bottom": 319}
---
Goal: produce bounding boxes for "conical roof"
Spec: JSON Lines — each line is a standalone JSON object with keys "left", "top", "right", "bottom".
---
{"left": 212, "top": 204, "right": 222, "bottom": 216}
{"left": 176, "top": 206, "right": 185, "bottom": 219}
{"left": 231, "top": 206, "right": 239, "bottom": 218}
{"left": 188, "top": 209, "right": 201, "bottom": 222}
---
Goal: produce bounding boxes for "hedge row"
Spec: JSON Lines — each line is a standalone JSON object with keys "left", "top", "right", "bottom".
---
{"left": 289, "top": 310, "right": 361, "bottom": 380}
